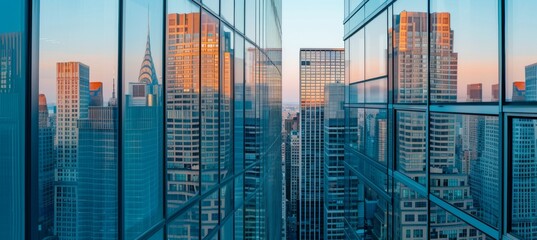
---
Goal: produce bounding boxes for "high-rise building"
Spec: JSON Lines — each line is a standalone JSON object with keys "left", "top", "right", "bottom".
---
{"left": 38, "top": 94, "right": 55, "bottom": 238}
{"left": 285, "top": 130, "right": 300, "bottom": 239}
{"left": 166, "top": 12, "right": 201, "bottom": 210}
{"left": 467, "top": 83, "right": 483, "bottom": 102}
{"left": 299, "top": 48, "right": 344, "bottom": 239}
{"left": 323, "top": 83, "right": 345, "bottom": 239}
{"left": 54, "top": 62, "right": 89, "bottom": 239}
{"left": 78, "top": 104, "right": 117, "bottom": 240}
{"left": 526, "top": 63, "right": 537, "bottom": 101}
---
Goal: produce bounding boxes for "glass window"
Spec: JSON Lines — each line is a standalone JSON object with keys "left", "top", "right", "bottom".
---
{"left": 220, "top": 217, "right": 234, "bottom": 239}
{"left": 365, "top": 10, "right": 387, "bottom": 79}
{"left": 430, "top": 202, "right": 493, "bottom": 239}
{"left": 201, "top": 191, "right": 219, "bottom": 238}
{"left": 124, "top": 0, "right": 164, "bottom": 238}
{"left": 510, "top": 118, "right": 537, "bottom": 238}
{"left": 220, "top": 181, "right": 233, "bottom": 220}
{"left": 166, "top": 0, "right": 201, "bottom": 213}
{"left": 349, "top": 29, "right": 365, "bottom": 83}
{"left": 365, "top": 78, "right": 387, "bottom": 103}
{"left": 429, "top": 113, "right": 499, "bottom": 228}
{"left": 344, "top": 170, "right": 364, "bottom": 237}
{"left": 394, "top": 181, "right": 427, "bottom": 239}
{"left": 221, "top": 0, "right": 234, "bottom": 24}
{"left": 200, "top": 10, "right": 220, "bottom": 193}
{"left": 364, "top": 186, "right": 389, "bottom": 239}
{"left": 235, "top": 208, "right": 244, "bottom": 240}
{"left": 235, "top": 0, "right": 245, "bottom": 33}
{"left": 234, "top": 35, "right": 245, "bottom": 172}
{"left": 506, "top": 0, "right": 537, "bottom": 102}
{"left": 168, "top": 203, "right": 200, "bottom": 240}
{"left": 221, "top": 25, "right": 234, "bottom": 181}
{"left": 245, "top": 0, "right": 255, "bottom": 41}
{"left": 393, "top": 0, "right": 428, "bottom": 104}
{"left": 148, "top": 229, "right": 164, "bottom": 240}
{"left": 203, "top": 0, "right": 220, "bottom": 14}
{"left": 396, "top": 111, "right": 426, "bottom": 185}
{"left": 430, "top": 0, "right": 498, "bottom": 103}
{"left": 1, "top": 1, "right": 26, "bottom": 239}
{"left": 349, "top": 82, "right": 364, "bottom": 104}
{"left": 39, "top": 1, "right": 119, "bottom": 239}
{"left": 365, "top": 108, "right": 387, "bottom": 165}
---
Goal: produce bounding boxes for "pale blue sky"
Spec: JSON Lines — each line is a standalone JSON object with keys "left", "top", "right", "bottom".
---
{"left": 282, "top": 0, "right": 344, "bottom": 104}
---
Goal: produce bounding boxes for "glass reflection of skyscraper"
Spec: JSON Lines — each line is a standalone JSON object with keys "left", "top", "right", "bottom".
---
{"left": 511, "top": 62, "right": 537, "bottom": 238}
{"left": 124, "top": 28, "right": 162, "bottom": 239}
{"left": 166, "top": 12, "right": 201, "bottom": 211}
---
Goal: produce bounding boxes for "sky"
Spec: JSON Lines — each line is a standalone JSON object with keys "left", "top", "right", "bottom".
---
{"left": 282, "top": 0, "right": 344, "bottom": 104}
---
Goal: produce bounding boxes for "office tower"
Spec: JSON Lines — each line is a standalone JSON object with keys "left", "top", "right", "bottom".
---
{"left": 54, "top": 62, "right": 89, "bottom": 239}
{"left": 124, "top": 28, "right": 162, "bottom": 239}
{"left": 286, "top": 130, "right": 300, "bottom": 239}
{"left": 78, "top": 99, "right": 118, "bottom": 239}
{"left": 38, "top": 94, "right": 55, "bottom": 238}
{"left": 299, "top": 48, "right": 344, "bottom": 239}
{"left": 394, "top": 11, "right": 428, "bottom": 103}
{"left": 166, "top": 12, "right": 201, "bottom": 211}
{"left": 512, "top": 82, "right": 526, "bottom": 101}
{"left": 323, "top": 83, "right": 345, "bottom": 239}
{"left": 511, "top": 118, "right": 537, "bottom": 238}
{"left": 526, "top": 63, "right": 537, "bottom": 101}
{"left": 467, "top": 83, "right": 482, "bottom": 102}
{"left": 89, "top": 82, "right": 104, "bottom": 106}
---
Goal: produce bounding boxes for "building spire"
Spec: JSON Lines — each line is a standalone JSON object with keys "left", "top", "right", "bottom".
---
{"left": 137, "top": 9, "right": 159, "bottom": 88}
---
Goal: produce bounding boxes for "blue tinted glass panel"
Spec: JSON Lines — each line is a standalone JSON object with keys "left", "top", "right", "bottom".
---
{"left": 221, "top": 25, "right": 234, "bottom": 181}
{"left": 0, "top": 1, "right": 26, "bottom": 239}
{"left": 123, "top": 1, "right": 164, "bottom": 238}
{"left": 168, "top": 203, "right": 200, "bottom": 240}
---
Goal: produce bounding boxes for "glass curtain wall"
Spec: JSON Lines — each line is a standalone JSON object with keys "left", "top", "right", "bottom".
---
{"left": 344, "top": 0, "right": 537, "bottom": 239}
{"left": 29, "top": 0, "right": 281, "bottom": 239}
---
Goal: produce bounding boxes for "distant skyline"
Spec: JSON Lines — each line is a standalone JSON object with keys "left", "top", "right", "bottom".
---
{"left": 282, "top": 0, "right": 344, "bottom": 104}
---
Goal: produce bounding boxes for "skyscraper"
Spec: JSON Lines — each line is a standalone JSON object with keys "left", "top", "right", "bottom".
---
{"left": 78, "top": 100, "right": 117, "bottom": 239}
{"left": 54, "top": 62, "right": 89, "bottom": 239}
{"left": 285, "top": 130, "right": 300, "bottom": 240}
{"left": 467, "top": 83, "right": 483, "bottom": 102}
{"left": 299, "top": 48, "right": 344, "bottom": 239}
{"left": 526, "top": 63, "right": 537, "bottom": 101}
{"left": 166, "top": 12, "right": 201, "bottom": 211}
{"left": 323, "top": 83, "right": 345, "bottom": 239}
{"left": 38, "top": 94, "right": 55, "bottom": 238}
